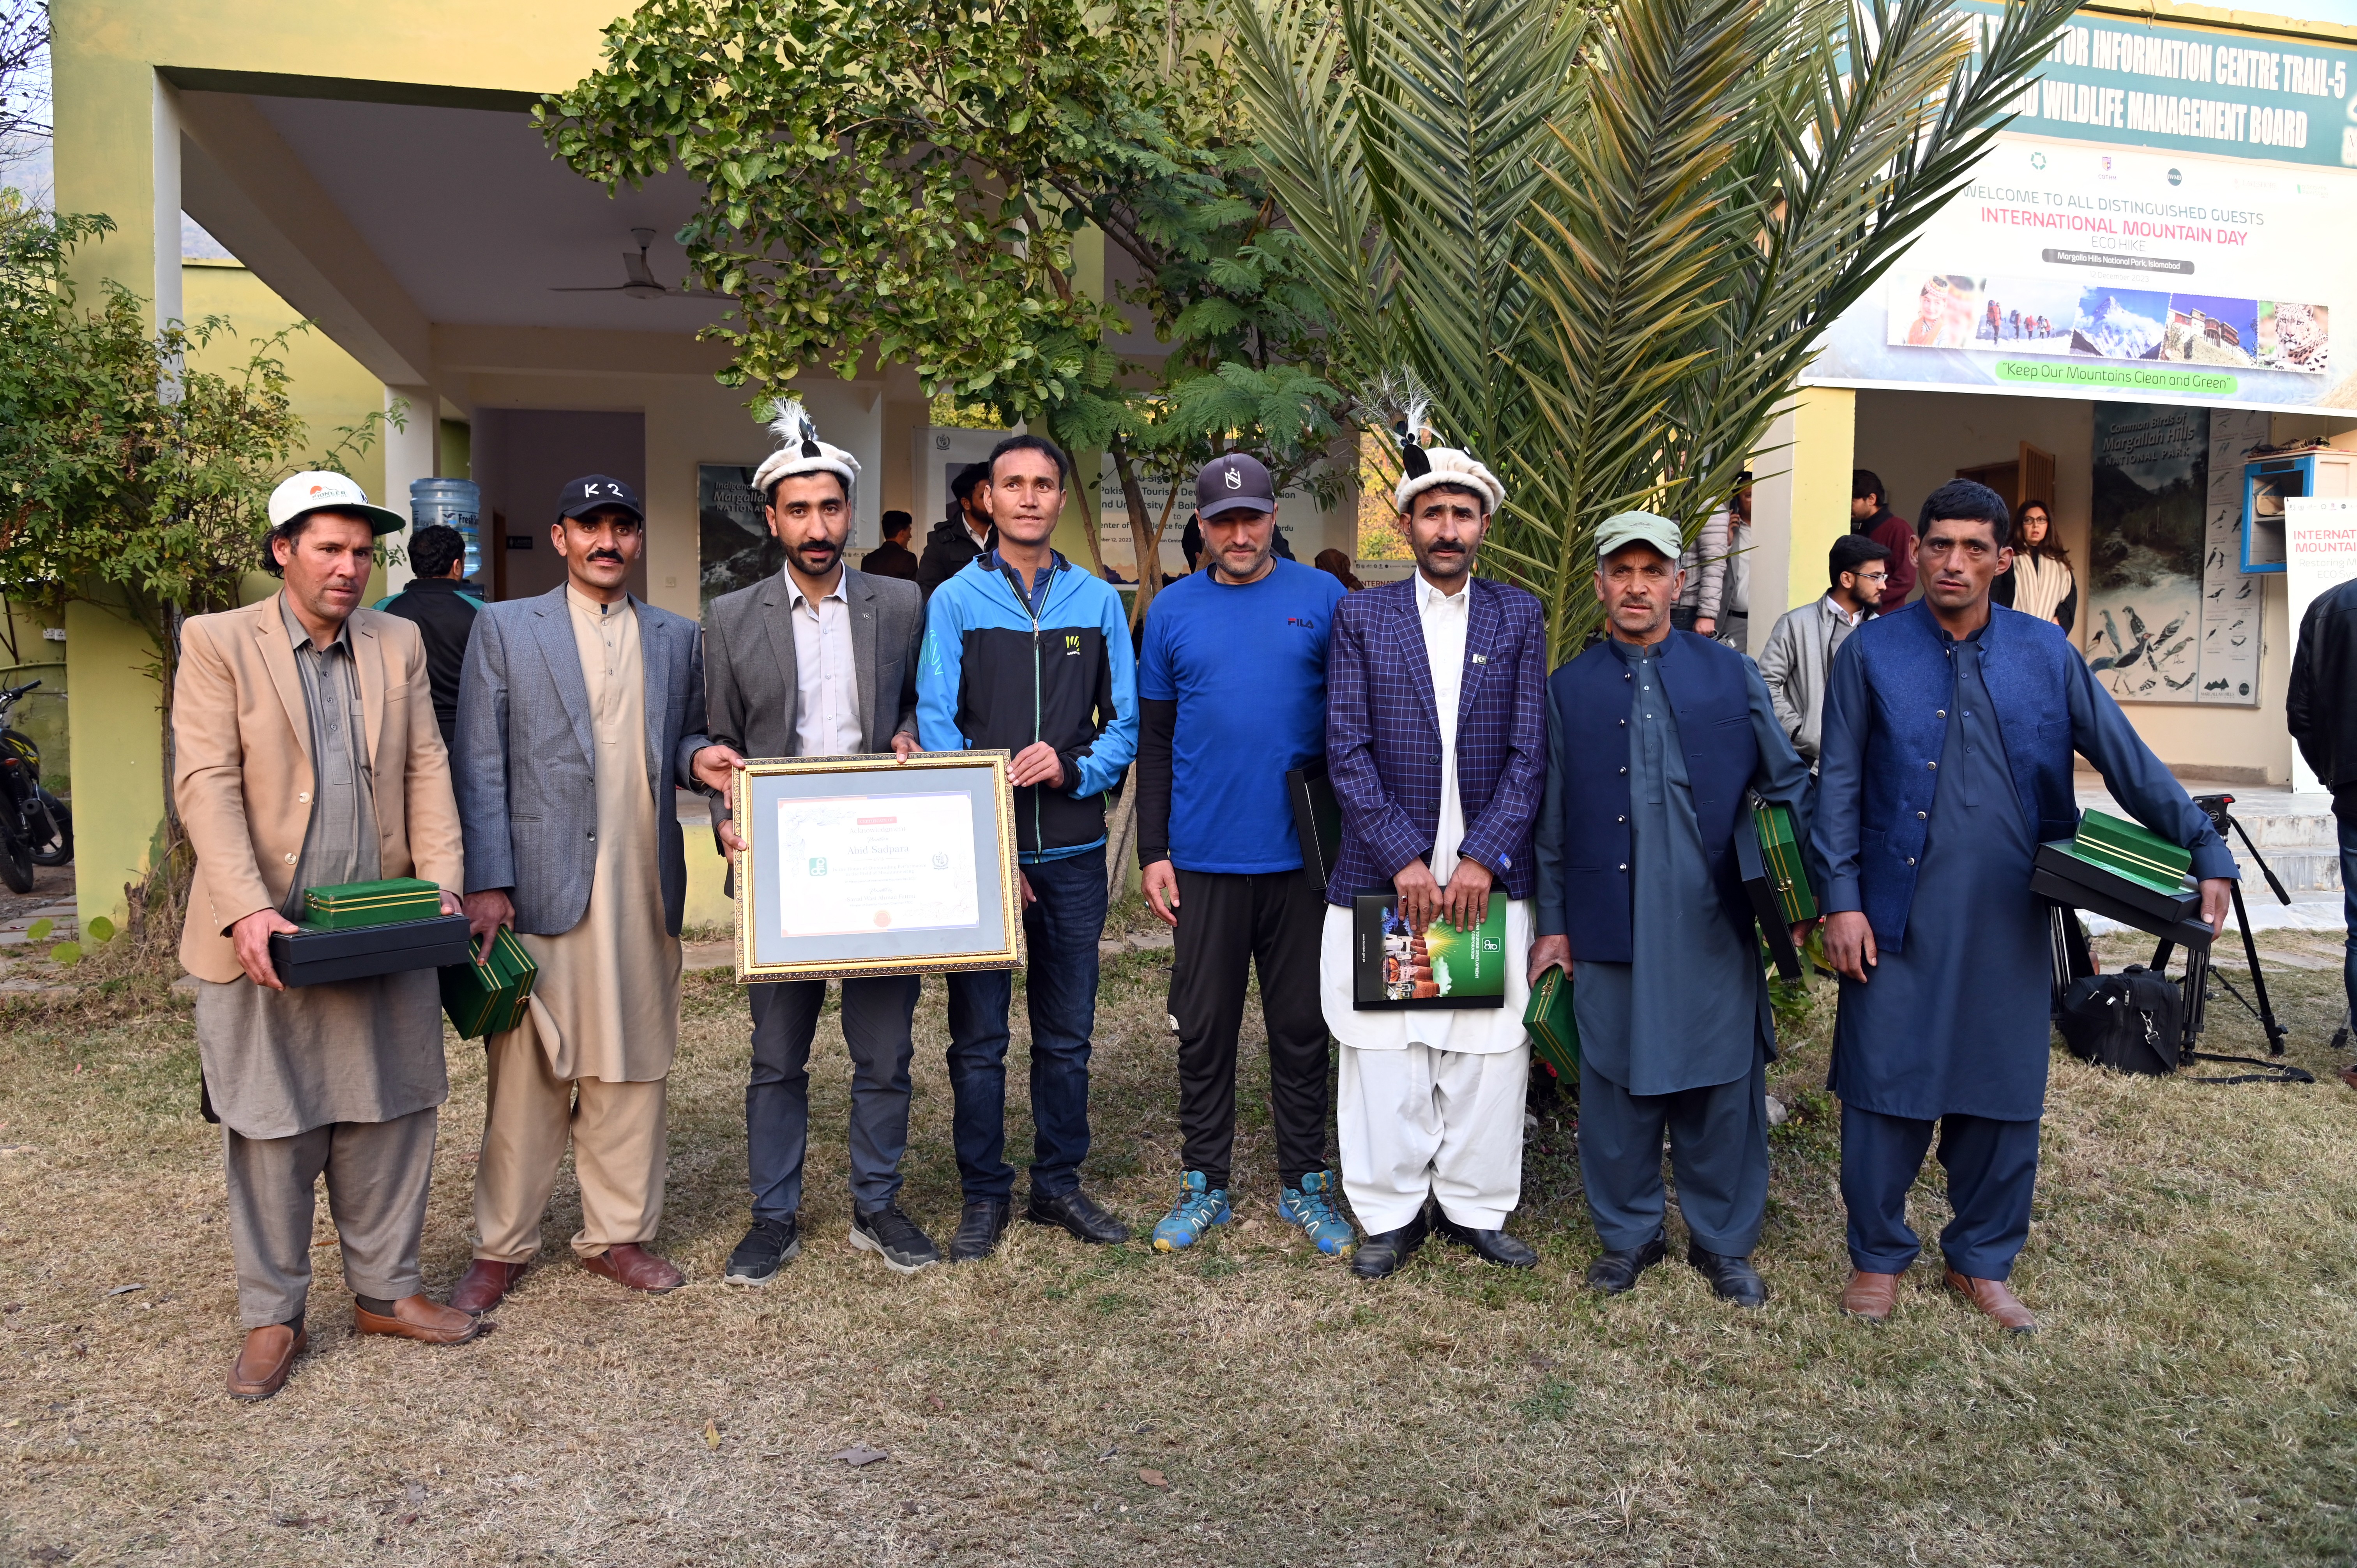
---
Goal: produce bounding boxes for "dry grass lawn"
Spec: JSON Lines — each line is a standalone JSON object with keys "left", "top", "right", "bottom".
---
{"left": 2, "top": 905, "right": 2355, "bottom": 1566}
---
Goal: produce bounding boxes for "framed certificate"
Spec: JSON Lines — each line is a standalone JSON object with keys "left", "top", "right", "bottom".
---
{"left": 731, "top": 752, "right": 1022, "bottom": 982}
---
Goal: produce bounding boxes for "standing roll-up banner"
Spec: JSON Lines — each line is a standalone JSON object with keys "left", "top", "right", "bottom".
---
{"left": 2285, "top": 495, "right": 2357, "bottom": 793}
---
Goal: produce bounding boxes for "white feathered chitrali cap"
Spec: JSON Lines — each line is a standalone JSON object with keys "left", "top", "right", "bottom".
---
{"left": 751, "top": 398, "right": 860, "bottom": 509}
{"left": 1393, "top": 430, "right": 1504, "bottom": 517}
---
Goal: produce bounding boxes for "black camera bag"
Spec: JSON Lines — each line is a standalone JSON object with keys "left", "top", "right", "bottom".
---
{"left": 2058, "top": 967, "right": 2180, "bottom": 1075}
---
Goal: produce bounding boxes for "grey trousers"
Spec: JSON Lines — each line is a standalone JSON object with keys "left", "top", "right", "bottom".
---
{"left": 746, "top": 976, "right": 920, "bottom": 1220}
{"left": 1578, "top": 1047, "right": 1769, "bottom": 1257}
{"left": 223, "top": 1106, "right": 438, "bottom": 1328}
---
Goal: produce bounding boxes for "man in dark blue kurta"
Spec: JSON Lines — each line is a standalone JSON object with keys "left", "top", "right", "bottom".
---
{"left": 1532, "top": 511, "right": 1814, "bottom": 1308}
{"left": 1815, "top": 480, "right": 2235, "bottom": 1333}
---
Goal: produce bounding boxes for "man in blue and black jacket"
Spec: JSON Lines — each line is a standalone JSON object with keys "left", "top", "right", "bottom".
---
{"left": 917, "top": 434, "right": 1139, "bottom": 1260}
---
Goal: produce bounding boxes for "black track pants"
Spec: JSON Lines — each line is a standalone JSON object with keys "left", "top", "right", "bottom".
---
{"left": 1167, "top": 868, "right": 1332, "bottom": 1191}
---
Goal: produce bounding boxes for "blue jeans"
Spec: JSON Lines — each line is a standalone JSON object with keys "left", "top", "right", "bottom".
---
{"left": 945, "top": 845, "right": 1107, "bottom": 1202}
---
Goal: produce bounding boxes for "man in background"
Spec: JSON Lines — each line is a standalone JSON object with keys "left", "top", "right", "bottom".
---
{"left": 2288, "top": 570, "right": 2357, "bottom": 1076}
{"left": 1851, "top": 471, "right": 1917, "bottom": 603}
{"left": 917, "top": 462, "right": 994, "bottom": 599}
{"left": 918, "top": 435, "right": 1139, "bottom": 1257}
{"left": 1757, "top": 534, "right": 1889, "bottom": 772}
{"left": 1719, "top": 477, "right": 1754, "bottom": 652}
{"left": 1136, "top": 455, "right": 1352, "bottom": 1259}
{"left": 176, "top": 471, "right": 483, "bottom": 1402}
{"left": 1671, "top": 507, "right": 1727, "bottom": 639}
{"left": 862, "top": 510, "right": 920, "bottom": 581}
{"left": 376, "top": 523, "right": 482, "bottom": 752}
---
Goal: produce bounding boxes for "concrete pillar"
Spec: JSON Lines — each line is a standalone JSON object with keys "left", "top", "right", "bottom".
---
{"left": 152, "top": 76, "right": 182, "bottom": 332}
{"left": 64, "top": 599, "right": 167, "bottom": 932}
{"left": 1751, "top": 385, "right": 1856, "bottom": 619}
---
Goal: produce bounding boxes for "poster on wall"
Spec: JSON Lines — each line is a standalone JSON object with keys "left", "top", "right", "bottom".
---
{"left": 2285, "top": 495, "right": 2357, "bottom": 789}
{"left": 2198, "top": 408, "right": 2269, "bottom": 704}
{"left": 698, "top": 464, "right": 781, "bottom": 614}
{"left": 2085, "top": 404, "right": 2209, "bottom": 701}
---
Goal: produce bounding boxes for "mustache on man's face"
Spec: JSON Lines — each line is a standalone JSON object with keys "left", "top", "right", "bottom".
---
{"left": 588, "top": 549, "right": 626, "bottom": 565}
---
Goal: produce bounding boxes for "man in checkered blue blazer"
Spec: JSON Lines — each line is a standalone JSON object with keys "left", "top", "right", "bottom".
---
{"left": 1318, "top": 442, "right": 1549, "bottom": 1280}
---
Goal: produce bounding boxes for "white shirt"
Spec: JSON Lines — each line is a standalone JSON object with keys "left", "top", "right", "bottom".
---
{"left": 1415, "top": 571, "right": 1472, "bottom": 877}
{"left": 787, "top": 570, "right": 863, "bottom": 756}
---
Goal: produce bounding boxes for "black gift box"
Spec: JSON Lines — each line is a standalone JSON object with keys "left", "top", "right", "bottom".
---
{"left": 2030, "top": 841, "right": 2211, "bottom": 951}
{"left": 1735, "top": 819, "right": 1805, "bottom": 980}
{"left": 1286, "top": 758, "right": 1343, "bottom": 891}
{"left": 269, "top": 913, "right": 476, "bottom": 988}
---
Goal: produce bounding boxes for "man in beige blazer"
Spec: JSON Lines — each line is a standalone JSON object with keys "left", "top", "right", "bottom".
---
{"left": 175, "top": 471, "right": 486, "bottom": 1404}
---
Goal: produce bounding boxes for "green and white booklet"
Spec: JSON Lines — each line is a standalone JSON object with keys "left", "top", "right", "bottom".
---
{"left": 1351, "top": 892, "right": 1509, "bottom": 1010}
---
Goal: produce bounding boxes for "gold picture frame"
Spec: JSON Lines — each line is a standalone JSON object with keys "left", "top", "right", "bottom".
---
{"left": 730, "top": 750, "right": 1022, "bottom": 983}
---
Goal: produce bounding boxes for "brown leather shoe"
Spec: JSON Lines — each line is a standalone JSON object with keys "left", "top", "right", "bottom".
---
{"left": 226, "top": 1322, "right": 307, "bottom": 1401}
{"left": 1838, "top": 1270, "right": 1902, "bottom": 1323}
{"left": 449, "top": 1258, "right": 530, "bottom": 1315}
{"left": 354, "top": 1294, "right": 490, "bottom": 1346}
{"left": 1945, "top": 1270, "right": 2037, "bottom": 1333}
{"left": 580, "top": 1243, "right": 685, "bottom": 1293}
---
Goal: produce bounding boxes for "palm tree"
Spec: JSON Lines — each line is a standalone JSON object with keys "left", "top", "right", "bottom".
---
{"left": 1234, "top": 0, "right": 2078, "bottom": 657}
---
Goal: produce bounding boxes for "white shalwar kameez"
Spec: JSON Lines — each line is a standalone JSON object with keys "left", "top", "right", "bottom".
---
{"left": 1320, "top": 572, "right": 1532, "bottom": 1235}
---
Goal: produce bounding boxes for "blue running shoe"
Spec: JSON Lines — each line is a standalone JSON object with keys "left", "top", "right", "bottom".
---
{"left": 1278, "top": 1171, "right": 1358, "bottom": 1257}
{"left": 1150, "top": 1171, "right": 1232, "bottom": 1252}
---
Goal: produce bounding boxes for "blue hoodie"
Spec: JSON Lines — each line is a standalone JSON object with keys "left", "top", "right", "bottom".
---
{"left": 917, "top": 550, "right": 1139, "bottom": 862}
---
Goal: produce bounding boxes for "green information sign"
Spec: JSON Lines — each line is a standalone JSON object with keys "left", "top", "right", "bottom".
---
{"left": 1995, "top": 360, "right": 2239, "bottom": 395}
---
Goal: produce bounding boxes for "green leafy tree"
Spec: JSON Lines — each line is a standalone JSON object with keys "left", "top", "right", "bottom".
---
{"left": 0, "top": 196, "right": 387, "bottom": 896}
{"left": 540, "top": 0, "right": 1345, "bottom": 619}
{"left": 1235, "top": 0, "right": 2080, "bottom": 656}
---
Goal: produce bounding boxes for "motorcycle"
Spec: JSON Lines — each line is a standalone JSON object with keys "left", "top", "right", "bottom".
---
{"left": 0, "top": 679, "right": 72, "bottom": 893}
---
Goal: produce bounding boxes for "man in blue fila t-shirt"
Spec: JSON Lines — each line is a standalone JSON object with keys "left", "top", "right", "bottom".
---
{"left": 1135, "top": 454, "right": 1355, "bottom": 1259}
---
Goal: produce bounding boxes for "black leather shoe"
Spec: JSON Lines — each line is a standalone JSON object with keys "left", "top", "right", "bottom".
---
{"left": 948, "top": 1199, "right": 1012, "bottom": 1262}
{"left": 1351, "top": 1208, "right": 1431, "bottom": 1280}
{"left": 1434, "top": 1213, "right": 1538, "bottom": 1268}
{"left": 1688, "top": 1242, "right": 1767, "bottom": 1307}
{"left": 1585, "top": 1234, "right": 1667, "bottom": 1295}
{"left": 1025, "top": 1187, "right": 1130, "bottom": 1245}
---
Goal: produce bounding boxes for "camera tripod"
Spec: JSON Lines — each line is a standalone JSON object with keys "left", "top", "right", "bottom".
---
{"left": 2052, "top": 793, "right": 2308, "bottom": 1082}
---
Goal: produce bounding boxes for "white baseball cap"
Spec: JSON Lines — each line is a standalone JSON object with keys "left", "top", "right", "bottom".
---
{"left": 267, "top": 471, "right": 407, "bottom": 536}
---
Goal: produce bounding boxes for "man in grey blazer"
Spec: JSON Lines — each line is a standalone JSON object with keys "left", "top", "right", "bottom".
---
{"left": 447, "top": 475, "right": 723, "bottom": 1314}
{"left": 695, "top": 411, "right": 939, "bottom": 1282}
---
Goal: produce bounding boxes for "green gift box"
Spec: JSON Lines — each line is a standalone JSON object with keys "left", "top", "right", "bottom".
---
{"left": 1751, "top": 799, "right": 1817, "bottom": 923}
{"left": 2072, "top": 807, "right": 2192, "bottom": 895}
{"left": 302, "top": 876, "right": 444, "bottom": 930}
{"left": 439, "top": 926, "right": 539, "bottom": 1041}
{"left": 1523, "top": 966, "right": 1579, "bottom": 1081}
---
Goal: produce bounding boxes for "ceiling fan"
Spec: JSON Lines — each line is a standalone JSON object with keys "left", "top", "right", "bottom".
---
{"left": 550, "top": 228, "right": 724, "bottom": 300}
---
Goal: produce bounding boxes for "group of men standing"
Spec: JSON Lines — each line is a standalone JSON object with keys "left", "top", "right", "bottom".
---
{"left": 177, "top": 413, "right": 2238, "bottom": 1404}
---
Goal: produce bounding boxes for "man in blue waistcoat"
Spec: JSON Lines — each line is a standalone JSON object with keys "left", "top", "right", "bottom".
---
{"left": 1531, "top": 510, "right": 1814, "bottom": 1307}
{"left": 1815, "top": 479, "right": 2234, "bottom": 1333}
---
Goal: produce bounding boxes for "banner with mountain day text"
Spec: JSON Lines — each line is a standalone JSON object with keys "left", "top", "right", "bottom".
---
{"left": 1806, "top": 5, "right": 2357, "bottom": 414}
